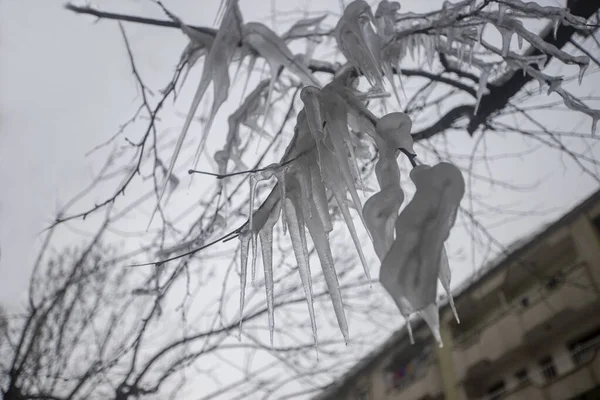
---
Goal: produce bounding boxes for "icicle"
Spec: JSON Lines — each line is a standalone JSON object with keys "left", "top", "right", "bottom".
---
{"left": 382, "top": 60, "right": 403, "bottom": 108}
{"left": 578, "top": 64, "right": 587, "bottom": 85}
{"left": 249, "top": 173, "right": 258, "bottom": 284}
{"left": 553, "top": 17, "right": 561, "bottom": 40}
{"left": 239, "top": 55, "right": 258, "bottom": 106}
{"left": 284, "top": 197, "right": 319, "bottom": 348}
{"left": 302, "top": 193, "right": 349, "bottom": 344}
{"left": 321, "top": 154, "right": 371, "bottom": 280}
{"left": 517, "top": 33, "right": 523, "bottom": 49}
{"left": 468, "top": 43, "right": 474, "bottom": 67}
{"left": 457, "top": 43, "right": 465, "bottom": 69}
{"left": 406, "top": 317, "right": 415, "bottom": 344}
{"left": 275, "top": 171, "right": 288, "bottom": 234}
{"left": 439, "top": 246, "right": 459, "bottom": 323}
{"left": 321, "top": 90, "right": 366, "bottom": 222}
{"left": 420, "top": 303, "right": 442, "bottom": 347}
{"left": 258, "top": 198, "right": 282, "bottom": 346}
{"left": 309, "top": 161, "right": 333, "bottom": 233}
{"left": 238, "top": 229, "right": 251, "bottom": 336}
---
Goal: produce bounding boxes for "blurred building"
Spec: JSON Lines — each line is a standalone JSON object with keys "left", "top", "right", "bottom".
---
{"left": 314, "top": 189, "right": 600, "bottom": 400}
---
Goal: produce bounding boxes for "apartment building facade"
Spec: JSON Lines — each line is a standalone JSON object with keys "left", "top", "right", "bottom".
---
{"left": 314, "top": 189, "right": 600, "bottom": 400}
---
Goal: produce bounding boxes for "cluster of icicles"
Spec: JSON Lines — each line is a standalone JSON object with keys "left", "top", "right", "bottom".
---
{"left": 149, "top": 0, "right": 600, "bottom": 347}
{"left": 238, "top": 66, "right": 465, "bottom": 348}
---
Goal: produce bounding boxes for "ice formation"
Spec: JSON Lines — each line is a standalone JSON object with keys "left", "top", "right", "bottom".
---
{"left": 148, "top": 0, "right": 600, "bottom": 347}
{"left": 379, "top": 163, "right": 465, "bottom": 345}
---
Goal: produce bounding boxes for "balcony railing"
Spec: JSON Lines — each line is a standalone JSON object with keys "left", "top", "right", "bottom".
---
{"left": 452, "top": 262, "right": 597, "bottom": 376}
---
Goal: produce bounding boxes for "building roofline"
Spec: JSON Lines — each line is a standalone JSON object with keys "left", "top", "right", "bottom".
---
{"left": 312, "top": 187, "right": 600, "bottom": 400}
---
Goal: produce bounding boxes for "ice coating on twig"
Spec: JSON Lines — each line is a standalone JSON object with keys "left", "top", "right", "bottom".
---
{"left": 556, "top": 88, "right": 600, "bottom": 135}
{"left": 282, "top": 14, "right": 328, "bottom": 40}
{"left": 335, "top": 0, "right": 385, "bottom": 89}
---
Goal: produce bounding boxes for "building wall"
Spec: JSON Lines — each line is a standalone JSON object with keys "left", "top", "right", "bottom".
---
{"left": 316, "top": 195, "right": 600, "bottom": 400}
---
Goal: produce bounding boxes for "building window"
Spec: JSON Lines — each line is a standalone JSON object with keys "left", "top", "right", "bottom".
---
{"left": 355, "top": 387, "right": 369, "bottom": 400}
{"left": 386, "top": 365, "right": 416, "bottom": 390}
{"left": 568, "top": 326, "right": 600, "bottom": 365}
{"left": 539, "top": 356, "right": 558, "bottom": 381}
{"left": 515, "top": 368, "right": 528, "bottom": 383}
{"left": 592, "top": 215, "right": 600, "bottom": 235}
{"left": 486, "top": 381, "right": 505, "bottom": 400}
{"left": 546, "top": 271, "right": 564, "bottom": 290}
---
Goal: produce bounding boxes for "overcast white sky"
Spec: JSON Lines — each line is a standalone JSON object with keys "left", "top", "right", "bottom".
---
{"left": 1, "top": 1, "right": 599, "bottom": 396}
{"left": 0, "top": 0, "right": 598, "bottom": 302}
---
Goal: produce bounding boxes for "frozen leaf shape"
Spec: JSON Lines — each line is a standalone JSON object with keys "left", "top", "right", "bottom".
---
{"left": 335, "top": 0, "right": 385, "bottom": 89}
{"left": 242, "top": 22, "right": 321, "bottom": 139}
{"left": 151, "top": 1, "right": 243, "bottom": 226}
{"left": 375, "top": 112, "right": 414, "bottom": 155}
{"left": 242, "top": 22, "right": 321, "bottom": 87}
{"left": 363, "top": 141, "right": 404, "bottom": 261}
{"left": 379, "top": 162, "right": 465, "bottom": 344}
{"left": 363, "top": 187, "right": 403, "bottom": 260}
{"left": 324, "top": 69, "right": 378, "bottom": 131}
{"left": 177, "top": 29, "right": 215, "bottom": 90}
{"left": 217, "top": 80, "right": 269, "bottom": 179}
{"left": 375, "top": 0, "right": 400, "bottom": 43}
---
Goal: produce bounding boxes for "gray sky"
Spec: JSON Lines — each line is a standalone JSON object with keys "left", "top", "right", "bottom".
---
{"left": 1, "top": 0, "right": 599, "bottom": 396}
{"left": 0, "top": 0, "right": 597, "bottom": 305}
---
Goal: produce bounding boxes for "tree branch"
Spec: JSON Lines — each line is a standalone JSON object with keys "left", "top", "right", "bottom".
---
{"left": 412, "top": 105, "right": 474, "bottom": 141}
{"left": 467, "top": 0, "right": 600, "bottom": 134}
{"left": 64, "top": 3, "right": 219, "bottom": 37}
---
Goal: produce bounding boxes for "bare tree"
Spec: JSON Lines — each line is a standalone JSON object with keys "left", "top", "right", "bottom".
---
{"left": 7, "top": 0, "right": 600, "bottom": 398}
{"left": 1, "top": 221, "right": 394, "bottom": 399}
